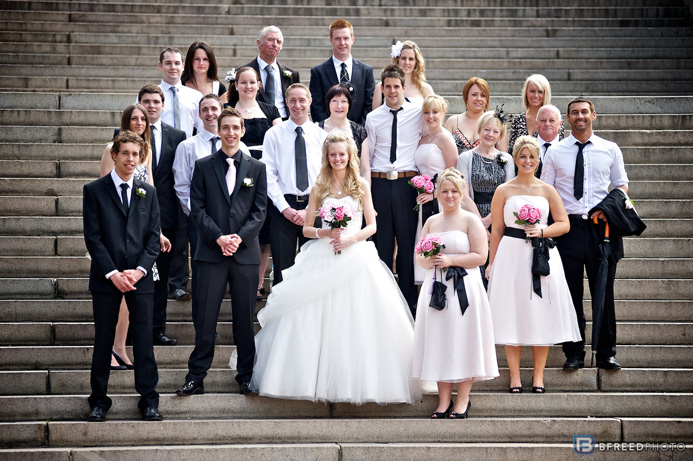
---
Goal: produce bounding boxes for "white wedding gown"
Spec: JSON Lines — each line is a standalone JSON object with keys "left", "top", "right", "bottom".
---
{"left": 247, "top": 195, "right": 423, "bottom": 404}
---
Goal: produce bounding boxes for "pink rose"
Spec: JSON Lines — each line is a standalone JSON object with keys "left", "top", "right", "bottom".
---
{"left": 429, "top": 235, "right": 442, "bottom": 245}
{"left": 319, "top": 206, "right": 330, "bottom": 220}
{"left": 411, "top": 176, "right": 425, "bottom": 189}
{"left": 423, "top": 180, "right": 434, "bottom": 194}
{"left": 528, "top": 207, "right": 541, "bottom": 223}
{"left": 415, "top": 242, "right": 422, "bottom": 253}
{"left": 517, "top": 205, "right": 530, "bottom": 221}
{"left": 421, "top": 174, "right": 432, "bottom": 181}
{"left": 333, "top": 206, "right": 344, "bottom": 221}
{"left": 421, "top": 240, "right": 434, "bottom": 252}
{"left": 342, "top": 206, "right": 353, "bottom": 218}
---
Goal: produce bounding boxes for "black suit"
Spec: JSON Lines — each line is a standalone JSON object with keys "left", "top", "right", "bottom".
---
{"left": 186, "top": 149, "right": 267, "bottom": 384}
{"left": 151, "top": 123, "right": 187, "bottom": 336}
{"left": 83, "top": 173, "right": 160, "bottom": 412}
{"left": 309, "top": 58, "right": 374, "bottom": 124}
{"left": 230, "top": 58, "right": 300, "bottom": 108}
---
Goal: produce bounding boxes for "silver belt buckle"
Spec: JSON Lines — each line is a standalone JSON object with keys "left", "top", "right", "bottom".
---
{"left": 386, "top": 170, "right": 398, "bottom": 181}
{"left": 296, "top": 195, "right": 306, "bottom": 203}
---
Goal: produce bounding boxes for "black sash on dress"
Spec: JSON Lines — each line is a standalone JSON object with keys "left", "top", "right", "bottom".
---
{"left": 503, "top": 227, "right": 555, "bottom": 298}
{"left": 473, "top": 190, "right": 494, "bottom": 206}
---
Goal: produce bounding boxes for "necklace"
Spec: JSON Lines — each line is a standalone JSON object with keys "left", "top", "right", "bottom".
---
{"left": 442, "top": 209, "right": 461, "bottom": 224}
{"left": 236, "top": 103, "right": 255, "bottom": 115}
{"left": 516, "top": 179, "right": 536, "bottom": 194}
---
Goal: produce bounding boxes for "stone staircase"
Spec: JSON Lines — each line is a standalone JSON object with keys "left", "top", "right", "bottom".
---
{"left": 1, "top": 0, "right": 692, "bottom": 458}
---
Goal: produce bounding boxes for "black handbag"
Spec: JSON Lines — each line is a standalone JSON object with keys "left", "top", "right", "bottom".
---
{"left": 429, "top": 267, "right": 447, "bottom": 310}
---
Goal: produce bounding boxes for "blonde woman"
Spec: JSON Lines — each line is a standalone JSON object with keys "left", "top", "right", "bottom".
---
{"left": 249, "top": 131, "right": 422, "bottom": 404}
{"left": 372, "top": 40, "right": 434, "bottom": 109}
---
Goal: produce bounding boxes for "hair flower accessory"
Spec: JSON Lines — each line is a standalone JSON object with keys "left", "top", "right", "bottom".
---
{"left": 494, "top": 104, "right": 508, "bottom": 124}
{"left": 135, "top": 187, "right": 146, "bottom": 199}
{"left": 224, "top": 68, "right": 237, "bottom": 84}
{"left": 390, "top": 41, "right": 404, "bottom": 58}
{"left": 282, "top": 69, "right": 292, "bottom": 79}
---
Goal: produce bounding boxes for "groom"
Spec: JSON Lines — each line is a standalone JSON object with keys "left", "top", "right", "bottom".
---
{"left": 177, "top": 108, "right": 267, "bottom": 395}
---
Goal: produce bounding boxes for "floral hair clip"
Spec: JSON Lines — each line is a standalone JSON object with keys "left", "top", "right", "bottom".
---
{"left": 390, "top": 41, "right": 403, "bottom": 58}
{"left": 494, "top": 104, "right": 508, "bottom": 124}
{"left": 224, "top": 68, "right": 237, "bottom": 84}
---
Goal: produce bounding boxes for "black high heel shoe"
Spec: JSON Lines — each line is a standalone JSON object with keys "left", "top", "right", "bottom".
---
{"left": 430, "top": 400, "right": 454, "bottom": 419}
{"left": 112, "top": 351, "right": 134, "bottom": 370}
{"left": 449, "top": 401, "right": 471, "bottom": 419}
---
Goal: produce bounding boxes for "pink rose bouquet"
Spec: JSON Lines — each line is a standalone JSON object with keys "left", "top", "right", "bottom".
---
{"left": 415, "top": 234, "right": 446, "bottom": 259}
{"left": 513, "top": 203, "right": 543, "bottom": 242}
{"left": 318, "top": 204, "right": 353, "bottom": 254}
{"left": 409, "top": 174, "right": 435, "bottom": 211}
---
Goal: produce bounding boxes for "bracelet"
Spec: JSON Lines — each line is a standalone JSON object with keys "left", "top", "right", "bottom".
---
{"left": 315, "top": 228, "right": 320, "bottom": 239}
{"left": 541, "top": 229, "right": 544, "bottom": 238}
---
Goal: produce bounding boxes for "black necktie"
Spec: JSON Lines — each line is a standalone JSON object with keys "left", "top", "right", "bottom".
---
{"left": 295, "top": 126, "right": 308, "bottom": 191}
{"left": 150, "top": 125, "right": 157, "bottom": 172}
{"left": 536, "top": 142, "right": 551, "bottom": 178}
{"left": 390, "top": 108, "right": 402, "bottom": 164}
{"left": 264, "top": 65, "right": 275, "bottom": 103}
{"left": 120, "top": 183, "right": 129, "bottom": 213}
{"left": 211, "top": 136, "right": 219, "bottom": 156}
{"left": 339, "top": 62, "right": 349, "bottom": 84}
{"left": 573, "top": 141, "right": 590, "bottom": 200}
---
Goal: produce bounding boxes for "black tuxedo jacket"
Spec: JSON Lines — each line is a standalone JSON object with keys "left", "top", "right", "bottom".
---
{"left": 231, "top": 58, "right": 300, "bottom": 106}
{"left": 309, "top": 57, "right": 375, "bottom": 124}
{"left": 190, "top": 150, "right": 267, "bottom": 265}
{"left": 153, "top": 123, "right": 186, "bottom": 229}
{"left": 83, "top": 174, "right": 161, "bottom": 294}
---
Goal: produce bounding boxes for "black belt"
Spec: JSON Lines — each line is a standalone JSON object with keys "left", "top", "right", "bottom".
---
{"left": 284, "top": 194, "right": 310, "bottom": 204}
{"left": 568, "top": 213, "right": 591, "bottom": 221}
{"left": 473, "top": 190, "right": 494, "bottom": 205}
{"left": 503, "top": 227, "right": 555, "bottom": 298}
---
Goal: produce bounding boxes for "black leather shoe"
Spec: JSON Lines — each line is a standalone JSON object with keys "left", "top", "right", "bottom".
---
{"left": 153, "top": 333, "right": 178, "bottom": 346}
{"left": 596, "top": 356, "right": 621, "bottom": 370}
{"left": 239, "top": 382, "right": 254, "bottom": 395}
{"left": 171, "top": 288, "right": 191, "bottom": 301}
{"left": 142, "top": 406, "right": 163, "bottom": 421}
{"left": 176, "top": 380, "right": 204, "bottom": 396}
{"left": 87, "top": 407, "right": 107, "bottom": 422}
{"left": 563, "top": 357, "right": 585, "bottom": 370}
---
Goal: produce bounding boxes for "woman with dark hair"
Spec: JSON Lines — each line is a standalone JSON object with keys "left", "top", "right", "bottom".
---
{"left": 182, "top": 41, "right": 227, "bottom": 103}
{"left": 317, "top": 84, "right": 369, "bottom": 178}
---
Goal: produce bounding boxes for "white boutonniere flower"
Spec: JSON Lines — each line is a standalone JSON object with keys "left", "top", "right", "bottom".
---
{"left": 390, "top": 41, "right": 403, "bottom": 58}
{"left": 135, "top": 187, "right": 146, "bottom": 198}
{"left": 496, "top": 154, "right": 508, "bottom": 166}
{"left": 242, "top": 177, "right": 254, "bottom": 188}
{"left": 282, "top": 69, "right": 292, "bottom": 79}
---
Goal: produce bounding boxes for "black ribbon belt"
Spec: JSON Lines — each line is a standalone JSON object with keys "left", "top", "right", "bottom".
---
{"left": 473, "top": 190, "right": 494, "bottom": 206}
{"left": 445, "top": 266, "right": 469, "bottom": 315}
{"left": 503, "top": 227, "right": 555, "bottom": 298}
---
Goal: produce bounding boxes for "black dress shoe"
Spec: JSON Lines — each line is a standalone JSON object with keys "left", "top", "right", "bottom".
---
{"left": 563, "top": 357, "right": 585, "bottom": 370}
{"left": 176, "top": 380, "right": 204, "bottom": 396}
{"left": 87, "top": 407, "right": 107, "bottom": 422}
{"left": 171, "top": 288, "right": 191, "bottom": 301}
{"left": 239, "top": 382, "right": 254, "bottom": 395}
{"left": 142, "top": 406, "right": 164, "bottom": 421}
{"left": 153, "top": 333, "right": 178, "bottom": 346}
{"left": 596, "top": 356, "right": 621, "bottom": 370}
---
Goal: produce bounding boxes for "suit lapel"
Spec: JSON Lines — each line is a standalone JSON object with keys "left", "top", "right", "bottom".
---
{"left": 351, "top": 60, "right": 362, "bottom": 85}
{"left": 128, "top": 179, "right": 144, "bottom": 218}
{"left": 230, "top": 153, "right": 250, "bottom": 205}
{"left": 253, "top": 59, "right": 267, "bottom": 103}
{"left": 325, "top": 60, "right": 339, "bottom": 87}
{"left": 104, "top": 173, "right": 128, "bottom": 217}
{"left": 277, "top": 62, "right": 292, "bottom": 95}
{"left": 212, "top": 152, "right": 232, "bottom": 204}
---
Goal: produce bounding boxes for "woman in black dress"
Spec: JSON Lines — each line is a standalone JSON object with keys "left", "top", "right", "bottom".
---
{"left": 182, "top": 41, "right": 228, "bottom": 104}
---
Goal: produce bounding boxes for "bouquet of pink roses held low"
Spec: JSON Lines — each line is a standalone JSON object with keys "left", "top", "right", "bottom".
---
{"left": 514, "top": 203, "right": 542, "bottom": 242}
{"left": 408, "top": 174, "right": 435, "bottom": 211}
{"left": 319, "top": 204, "right": 353, "bottom": 254}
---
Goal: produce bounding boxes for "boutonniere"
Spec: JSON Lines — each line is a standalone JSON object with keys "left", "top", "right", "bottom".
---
{"left": 496, "top": 154, "right": 508, "bottom": 166}
{"left": 282, "top": 69, "right": 292, "bottom": 79}
{"left": 242, "top": 177, "right": 254, "bottom": 188}
{"left": 135, "top": 187, "right": 146, "bottom": 198}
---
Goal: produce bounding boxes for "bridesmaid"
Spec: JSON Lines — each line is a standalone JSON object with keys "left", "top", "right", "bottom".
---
{"left": 486, "top": 136, "right": 580, "bottom": 393}
{"left": 444, "top": 77, "right": 488, "bottom": 153}
{"left": 228, "top": 66, "right": 281, "bottom": 300}
{"left": 181, "top": 41, "right": 228, "bottom": 104}
{"left": 507, "top": 74, "right": 564, "bottom": 156}
{"left": 412, "top": 168, "right": 498, "bottom": 419}
{"left": 372, "top": 40, "right": 434, "bottom": 109}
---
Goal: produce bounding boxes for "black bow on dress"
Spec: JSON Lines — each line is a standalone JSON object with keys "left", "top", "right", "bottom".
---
{"left": 531, "top": 237, "right": 555, "bottom": 298}
{"left": 445, "top": 267, "right": 469, "bottom": 315}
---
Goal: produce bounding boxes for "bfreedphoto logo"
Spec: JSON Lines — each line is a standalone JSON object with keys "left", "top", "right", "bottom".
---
{"left": 574, "top": 435, "right": 596, "bottom": 454}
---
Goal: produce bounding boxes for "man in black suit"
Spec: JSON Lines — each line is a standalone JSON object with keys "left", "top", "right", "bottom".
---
{"left": 234, "top": 25, "right": 299, "bottom": 119}
{"left": 176, "top": 108, "right": 267, "bottom": 396}
{"left": 83, "top": 131, "right": 162, "bottom": 422}
{"left": 309, "top": 18, "right": 375, "bottom": 125}
{"left": 138, "top": 85, "right": 187, "bottom": 345}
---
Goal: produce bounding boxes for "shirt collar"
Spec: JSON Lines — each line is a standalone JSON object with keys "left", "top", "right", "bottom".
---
{"left": 257, "top": 56, "right": 276, "bottom": 72}
{"left": 332, "top": 55, "right": 353, "bottom": 68}
{"left": 537, "top": 133, "right": 559, "bottom": 145}
{"left": 110, "top": 168, "right": 134, "bottom": 189}
{"left": 199, "top": 128, "right": 218, "bottom": 142}
{"left": 151, "top": 119, "right": 162, "bottom": 132}
{"left": 159, "top": 80, "right": 181, "bottom": 92}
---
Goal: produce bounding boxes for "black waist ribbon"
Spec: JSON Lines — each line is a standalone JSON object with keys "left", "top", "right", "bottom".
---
{"left": 445, "top": 266, "right": 469, "bottom": 315}
{"left": 503, "top": 227, "right": 555, "bottom": 298}
{"left": 473, "top": 190, "right": 494, "bottom": 206}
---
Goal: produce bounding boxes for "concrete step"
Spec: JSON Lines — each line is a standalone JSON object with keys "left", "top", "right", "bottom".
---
{"left": 0, "top": 217, "right": 83, "bottom": 236}
{"left": 0, "top": 161, "right": 98, "bottom": 179}
{"left": 1, "top": 391, "right": 691, "bottom": 422}
{"left": 0, "top": 178, "right": 90, "bottom": 196}
{"left": 629, "top": 182, "right": 693, "bottom": 200}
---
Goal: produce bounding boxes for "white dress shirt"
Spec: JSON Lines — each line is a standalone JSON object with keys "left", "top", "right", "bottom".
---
{"left": 159, "top": 80, "right": 203, "bottom": 138}
{"left": 106, "top": 169, "right": 146, "bottom": 278}
{"left": 537, "top": 133, "right": 560, "bottom": 163}
{"left": 541, "top": 133, "right": 629, "bottom": 215}
{"left": 332, "top": 55, "right": 353, "bottom": 81}
{"left": 150, "top": 119, "right": 163, "bottom": 165}
{"left": 261, "top": 119, "right": 327, "bottom": 212}
{"left": 365, "top": 99, "right": 422, "bottom": 173}
{"left": 172, "top": 128, "right": 221, "bottom": 216}
{"left": 257, "top": 56, "right": 287, "bottom": 118}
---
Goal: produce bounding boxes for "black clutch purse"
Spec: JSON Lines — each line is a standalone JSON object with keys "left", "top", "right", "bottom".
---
{"left": 429, "top": 267, "right": 447, "bottom": 310}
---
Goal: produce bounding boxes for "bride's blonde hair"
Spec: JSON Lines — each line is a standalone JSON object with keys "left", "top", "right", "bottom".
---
{"left": 313, "top": 130, "right": 363, "bottom": 206}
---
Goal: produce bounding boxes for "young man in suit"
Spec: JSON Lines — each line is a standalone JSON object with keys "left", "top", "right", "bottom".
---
{"left": 309, "top": 18, "right": 375, "bottom": 125}
{"left": 158, "top": 47, "right": 203, "bottom": 138}
{"left": 83, "top": 131, "right": 162, "bottom": 422}
{"left": 235, "top": 26, "right": 300, "bottom": 119}
{"left": 138, "top": 85, "right": 187, "bottom": 345}
{"left": 176, "top": 108, "right": 267, "bottom": 396}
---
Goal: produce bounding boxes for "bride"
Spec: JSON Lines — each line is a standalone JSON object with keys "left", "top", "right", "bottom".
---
{"left": 249, "top": 131, "right": 422, "bottom": 404}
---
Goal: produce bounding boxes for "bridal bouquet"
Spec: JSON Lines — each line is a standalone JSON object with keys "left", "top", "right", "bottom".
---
{"left": 319, "top": 204, "right": 353, "bottom": 254}
{"left": 409, "top": 174, "right": 435, "bottom": 211}
{"left": 416, "top": 234, "right": 447, "bottom": 310}
{"left": 415, "top": 234, "right": 445, "bottom": 259}
{"left": 514, "top": 204, "right": 542, "bottom": 242}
